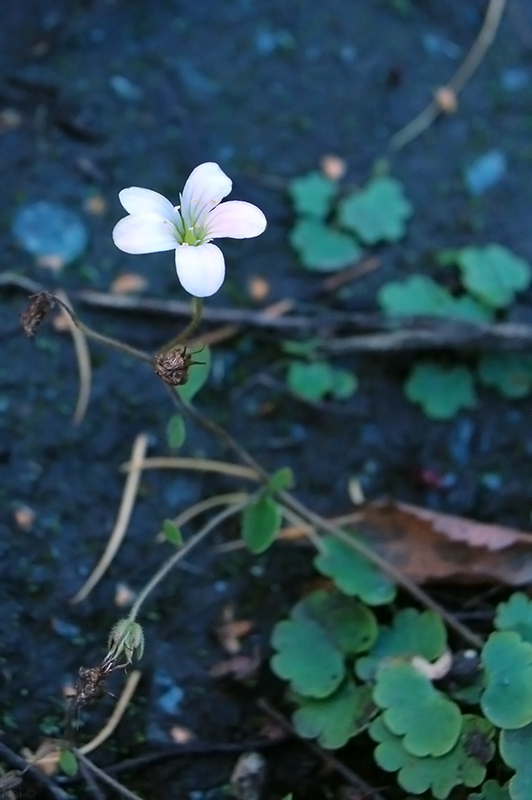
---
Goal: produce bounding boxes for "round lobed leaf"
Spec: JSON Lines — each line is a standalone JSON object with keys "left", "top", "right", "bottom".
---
{"left": 292, "top": 588, "right": 378, "bottom": 656}
{"left": 500, "top": 722, "right": 532, "bottom": 800}
{"left": 405, "top": 361, "right": 476, "bottom": 420}
{"left": 338, "top": 176, "right": 412, "bottom": 245}
{"left": 288, "top": 171, "right": 338, "bottom": 218}
{"left": 378, "top": 275, "right": 493, "bottom": 321}
{"left": 373, "top": 662, "right": 462, "bottom": 756}
{"left": 477, "top": 354, "right": 532, "bottom": 400}
{"left": 356, "top": 608, "right": 447, "bottom": 681}
{"left": 287, "top": 360, "right": 334, "bottom": 402}
{"left": 270, "top": 617, "right": 344, "bottom": 698}
{"left": 290, "top": 218, "right": 362, "bottom": 271}
{"left": 457, "top": 245, "right": 531, "bottom": 309}
{"left": 495, "top": 593, "right": 532, "bottom": 643}
{"left": 293, "top": 679, "right": 374, "bottom": 749}
{"left": 468, "top": 780, "right": 511, "bottom": 800}
{"left": 314, "top": 534, "right": 396, "bottom": 606}
{"left": 480, "top": 631, "right": 532, "bottom": 729}
{"left": 370, "top": 713, "right": 495, "bottom": 799}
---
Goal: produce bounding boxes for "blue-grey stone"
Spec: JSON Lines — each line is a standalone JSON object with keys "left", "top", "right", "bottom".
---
{"left": 12, "top": 201, "right": 88, "bottom": 264}
{"left": 465, "top": 150, "right": 507, "bottom": 195}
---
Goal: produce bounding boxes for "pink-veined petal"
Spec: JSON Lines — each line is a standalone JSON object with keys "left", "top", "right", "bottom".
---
{"left": 180, "top": 163, "right": 232, "bottom": 227}
{"left": 112, "top": 214, "right": 177, "bottom": 254}
{"left": 118, "top": 187, "right": 177, "bottom": 219}
{"left": 174, "top": 242, "right": 225, "bottom": 297}
{"left": 204, "top": 200, "right": 267, "bottom": 240}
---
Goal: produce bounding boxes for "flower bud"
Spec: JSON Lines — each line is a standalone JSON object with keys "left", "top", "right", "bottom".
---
{"left": 107, "top": 619, "right": 145, "bottom": 664}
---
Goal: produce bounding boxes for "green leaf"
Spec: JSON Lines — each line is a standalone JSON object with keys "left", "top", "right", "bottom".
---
{"left": 166, "top": 414, "right": 186, "bottom": 449}
{"left": 370, "top": 714, "right": 495, "bottom": 799}
{"left": 271, "top": 617, "right": 344, "bottom": 698}
{"left": 176, "top": 344, "right": 211, "bottom": 402}
{"left": 241, "top": 495, "right": 281, "bottom": 554}
{"left": 356, "top": 608, "right": 447, "bottom": 681}
{"left": 405, "top": 361, "right": 476, "bottom": 420}
{"left": 478, "top": 354, "right": 532, "bottom": 399}
{"left": 378, "top": 275, "right": 493, "bottom": 321}
{"left": 162, "top": 519, "right": 183, "bottom": 547}
{"left": 288, "top": 171, "right": 338, "bottom": 218}
{"left": 290, "top": 219, "right": 362, "bottom": 271}
{"left": 293, "top": 679, "right": 374, "bottom": 748}
{"left": 457, "top": 245, "right": 531, "bottom": 309}
{"left": 287, "top": 361, "right": 357, "bottom": 402}
{"left": 495, "top": 593, "right": 532, "bottom": 643}
{"left": 500, "top": 722, "right": 532, "bottom": 800}
{"left": 314, "top": 534, "right": 396, "bottom": 606}
{"left": 281, "top": 338, "right": 321, "bottom": 357}
{"left": 338, "top": 176, "right": 412, "bottom": 244}
{"left": 268, "top": 467, "right": 294, "bottom": 492}
{"left": 373, "top": 662, "right": 462, "bottom": 756}
{"left": 330, "top": 369, "right": 358, "bottom": 399}
{"left": 292, "top": 589, "right": 378, "bottom": 656}
{"left": 481, "top": 631, "right": 532, "bottom": 729}
{"left": 59, "top": 749, "right": 78, "bottom": 776}
{"left": 468, "top": 780, "right": 511, "bottom": 800}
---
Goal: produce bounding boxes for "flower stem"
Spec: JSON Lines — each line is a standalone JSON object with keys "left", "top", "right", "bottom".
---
{"left": 160, "top": 296, "right": 203, "bottom": 354}
{"left": 52, "top": 295, "right": 153, "bottom": 364}
{"left": 127, "top": 498, "right": 249, "bottom": 623}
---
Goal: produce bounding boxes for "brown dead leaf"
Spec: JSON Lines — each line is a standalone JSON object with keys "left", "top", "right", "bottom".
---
{"left": 209, "top": 650, "right": 261, "bottom": 682}
{"left": 215, "top": 605, "right": 254, "bottom": 654}
{"left": 353, "top": 500, "right": 532, "bottom": 585}
{"left": 21, "top": 740, "right": 60, "bottom": 776}
{"left": 110, "top": 273, "right": 147, "bottom": 295}
{"left": 248, "top": 276, "right": 270, "bottom": 302}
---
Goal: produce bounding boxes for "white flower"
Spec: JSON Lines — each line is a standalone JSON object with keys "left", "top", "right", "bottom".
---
{"left": 112, "top": 162, "right": 267, "bottom": 297}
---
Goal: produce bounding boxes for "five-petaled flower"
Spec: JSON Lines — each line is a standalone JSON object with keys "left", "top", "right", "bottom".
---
{"left": 112, "top": 162, "right": 267, "bottom": 297}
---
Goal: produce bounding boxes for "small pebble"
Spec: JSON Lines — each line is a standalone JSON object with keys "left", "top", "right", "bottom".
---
{"left": 12, "top": 201, "right": 88, "bottom": 266}
{"left": 465, "top": 149, "right": 507, "bottom": 195}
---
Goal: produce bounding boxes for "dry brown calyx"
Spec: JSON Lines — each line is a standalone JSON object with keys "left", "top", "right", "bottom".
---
{"left": 20, "top": 291, "right": 56, "bottom": 338}
{"left": 153, "top": 346, "right": 203, "bottom": 386}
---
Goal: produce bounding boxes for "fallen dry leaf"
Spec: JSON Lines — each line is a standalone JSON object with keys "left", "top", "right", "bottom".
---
{"left": 215, "top": 605, "right": 254, "bottom": 654}
{"left": 110, "top": 273, "right": 147, "bottom": 295}
{"left": 248, "top": 275, "right": 270, "bottom": 302}
{"left": 353, "top": 500, "right": 532, "bottom": 585}
{"left": 209, "top": 650, "right": 261, "bottom": 682}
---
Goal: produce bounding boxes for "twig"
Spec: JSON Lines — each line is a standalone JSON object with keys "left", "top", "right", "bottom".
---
{"left": 77, "top": 760, "right": 106, "bottom": 800}
{"left": 120, "top": 456, "right": 259, "bottom": 482}
{"left": 257, "top": 699, "right": 387, "bottom": 800}
{"left": 0, "top": 741, "right": 73, "bottom": 800}
{"left": 73, "top": 750, "right": 143, "bottom": 800}
{"left": 389, "top": 0, "right": 507, "bottom": 150}
{"left": 55, "top": 290, "right": 92, "bottom": 425}
{"left": 70, "top": 433, "right": 150, "bottom": 604}
{"left": 79, "top": 671, "right": 142, "bottom": 755}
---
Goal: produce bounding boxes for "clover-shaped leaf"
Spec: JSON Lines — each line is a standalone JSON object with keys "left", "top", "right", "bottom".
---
{"left": 293, "top": 678, "right": 374, "bottom": 749}
{"left": 338, "top": 176, "right": 412, "bottom": 244}
{"left": 287, "top": 360, "right": 358, "bottom": 402}
{"left": 495, "top": 593, "right": 532, "bottom": 643}
{"left": 356, "top": 608, "right": 447, "bottom": 681}
{"left": 481, "top": 631, "right": 532, "bottom": 729}
{"left": 468, "top": 780, "right": 511, "bottom": 800}
{"left": 271, "top": 617, "right": 344, "bottom": 698}
{"left": 378, "top": 275, "right": 493, "bottom": 321}
{"left": 288, "top": 171, "right": 338, "bottom": 219}
{"left": 373, "top": 662, "right": 461, "bottom": 756}
{"left": 457, "top": 245, "right": 531, "bottom": 309}
{"left": 314, "top": 534, "right": 396, "bottom": 606}
{"left": 405, "top": 361, "right": 476, "bottom": 420}
{"left": 292, "top": 589, "right": 378, "bottom": 655}
{"left": 290, "top": 219, "right": 362, "bottom": 271}
{"left": 500, "top": 722, "right": 532, "bottom": 800}
{"left": 370, "top": 714, "right": 495, "bottom": 799}
{"left": 478, "top": 354, "right": 532, "bottom": 400}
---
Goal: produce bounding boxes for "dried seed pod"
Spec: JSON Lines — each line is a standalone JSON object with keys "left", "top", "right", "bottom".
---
{"left": 153, "top": 346, "right": 202, "bottom": 386}
{"left": 20, "top": 292, "right": 55, "bottom": 338}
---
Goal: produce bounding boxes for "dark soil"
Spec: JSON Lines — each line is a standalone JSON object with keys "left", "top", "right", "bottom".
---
{"left": 2, "top": 0, "right": 532, "bottom": 798}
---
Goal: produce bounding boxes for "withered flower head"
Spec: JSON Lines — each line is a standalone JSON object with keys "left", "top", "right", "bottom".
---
{"left": 20, "top": 292, "right": 55, "bottom": 338}
{"left": 153, "top": 346, "right": 203, "bottom": 386}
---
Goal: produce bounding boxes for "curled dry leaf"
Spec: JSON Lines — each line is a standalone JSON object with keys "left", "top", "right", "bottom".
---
{"left": 248, "top": 275, "right": 270, "bottom": 302}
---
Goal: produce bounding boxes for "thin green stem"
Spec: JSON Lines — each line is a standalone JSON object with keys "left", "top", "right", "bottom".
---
{"left": 159, "top": 296, "right": 203, "bottom": 354}
{"left": 52, "top": 295, "right": 152, "bottom": 364}
{"left": 128, "top": 498, "right": 249, "bottom": 623}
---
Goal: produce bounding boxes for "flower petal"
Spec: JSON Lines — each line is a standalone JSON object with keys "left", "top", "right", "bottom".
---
{"left": 113, "top": 214, "right": 177, "bottom": 254}
{"left": 175, "top": 242, "right": 225, "bottom": 297}
{"left": 118, "top": 187, "right": 177, "bottom": 219}
{"left": 204, "top": 200, "right": 267, "bottom": 240}
{"left": 180, "top": 163, "right": 232, "bottom": 227}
